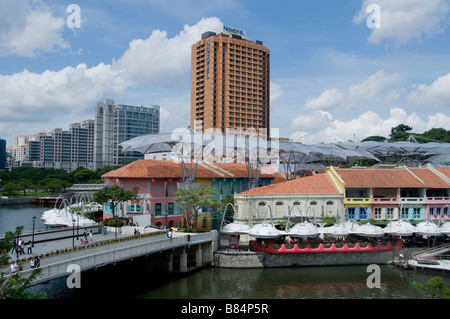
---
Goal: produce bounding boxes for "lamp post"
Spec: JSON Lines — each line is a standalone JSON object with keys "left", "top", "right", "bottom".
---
{"left": 15, "top": 226, "right": 20, "bottom": 259}
{"left": 32, "top": 216, "right": 36, "bottom": 247}
{"left": 72, "top": 218, "right": 75, "bottom": 247}
{"left": 76, "top": 212, "right": 80, "bottom": 240}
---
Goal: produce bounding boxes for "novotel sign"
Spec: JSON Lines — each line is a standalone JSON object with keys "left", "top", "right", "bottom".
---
{"left": 223, "top": 25, "right": 246, "bottom": 39}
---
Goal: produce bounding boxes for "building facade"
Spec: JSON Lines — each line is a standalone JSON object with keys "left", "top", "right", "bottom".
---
{"left": 191, "top": 25, "right": 270, "bottom": 138}
{"left": 94, "top": 99, "right": 160, "bottom": 169}
{"left": 234, "top": 165, "right": 450, "bottom": 225}
{"left": 101, "top": 160, "right": 285, "bottom": 229}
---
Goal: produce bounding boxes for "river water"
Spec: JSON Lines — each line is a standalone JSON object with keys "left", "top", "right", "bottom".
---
{"left": 1, "top": 204, "right": 449, "bottom": 299}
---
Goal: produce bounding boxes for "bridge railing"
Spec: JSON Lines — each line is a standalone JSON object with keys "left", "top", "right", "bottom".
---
{"left": 5, "top": 231, "right": 215, "bottom": 286}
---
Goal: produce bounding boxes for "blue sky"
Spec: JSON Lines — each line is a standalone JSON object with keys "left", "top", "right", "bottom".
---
{"left": 1, "top": 0, "right": 450, "bottom": 146}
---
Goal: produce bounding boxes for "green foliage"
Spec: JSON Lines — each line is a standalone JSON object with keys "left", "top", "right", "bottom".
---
{"left": 413, "top": 276, "right": 450, "bottom": 299}
{"left": 0, "top": 226, "right": 46, "bottom": 299}
{"left": 175, "top": 186, "right": 218, "bottom": 229}
{"left": 93, "top": 185, "right": 137, "bottom": 210}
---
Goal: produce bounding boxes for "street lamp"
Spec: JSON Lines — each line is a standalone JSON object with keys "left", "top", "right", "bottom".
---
{"left": 32, "top": 216, "right": 36, "bottom": 247}
{"left": 15, "top": 226, "right": 20, "bottom": 259}
{"left": 72, "top": 218, "right": 75, "bottom": 247}
{"left": 76, "top": 212, "right": 80, "bottom": 240}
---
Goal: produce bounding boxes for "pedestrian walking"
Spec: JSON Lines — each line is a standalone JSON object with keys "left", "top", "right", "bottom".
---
{"left": 89, "top": 230, "right": 93, "bottom": 242}
{"left": 27, "top": 240, "right": 33, "bottom": 254}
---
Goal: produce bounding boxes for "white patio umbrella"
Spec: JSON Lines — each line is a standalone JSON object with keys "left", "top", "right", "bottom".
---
{"left": 414, "top": 220, "right": 442, "bottom": 237}
{"left": 248, "top": 204, "right": 283, "bottom": 239}
{"left": 221, "top": 222, "right": 251, "bottom": 235}
{"left": 440, "top": 222, "right": 450, "bottom": 235}
{"left": 352, "top": 223, "right": 385, "bottom": 238}
{"left": 287, "top": 221, "right": 320, "bottom": 239}
{"left": 384, "top": 219, "right": 415, "bottom": 237}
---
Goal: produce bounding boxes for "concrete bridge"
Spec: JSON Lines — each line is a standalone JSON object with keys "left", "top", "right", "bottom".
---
{"left": 4, "top": 230, "right": 218, "bottom": 287}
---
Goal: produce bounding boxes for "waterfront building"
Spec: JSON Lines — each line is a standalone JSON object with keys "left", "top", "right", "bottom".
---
{"left": 234, "top": 165, "right": 450, "bottom": 225}
{"left": 101, "top": 160, "right": 285, "bottom": 229}
{"left": 191, "top": 25, "right": 270, "bottom": 138}
{"left": 94, "top": 99, "right": 160, "bottom": 169}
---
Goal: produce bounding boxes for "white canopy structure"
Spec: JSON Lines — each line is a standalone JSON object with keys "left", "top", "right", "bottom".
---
{"left": 119, "top": 130, "right": 450, "bottom": 188}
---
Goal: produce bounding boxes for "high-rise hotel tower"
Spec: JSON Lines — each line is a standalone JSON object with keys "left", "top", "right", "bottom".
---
{"left": 191, "top": 25, "right": 270, "bottom": 138}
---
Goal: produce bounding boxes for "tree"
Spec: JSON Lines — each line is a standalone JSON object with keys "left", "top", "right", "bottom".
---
{"left": 0, "top": 227, "right": 46, "bottom": 299}
{"left": 93, "top": 186, "right": 137, "bottom": 238}
{"left": 389, "top": 124, "right": 413, "bottom": 141}
{"left": 175, "top": 186, "right": 218, "bottom": 230}
{"left": 414, "top": 276, "right": 450, "bottom": 299}
{"left": 361, "top": 136, "right": 387, "bottom": 142}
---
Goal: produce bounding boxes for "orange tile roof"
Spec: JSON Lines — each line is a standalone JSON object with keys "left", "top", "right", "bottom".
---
{"left": 102, "top": 160, "right": 286, "bottom": 181}
{"left": 435, "top": 167, "right": 450, "bottom": 179}
{"left": 408, "top": 167, "right": 449, "bottom": 188}
{"left": 242, "top": 172, "right": 339, "bottom": 195}
{"left": 334, "top": 167, "right": 449, "bottom": 188}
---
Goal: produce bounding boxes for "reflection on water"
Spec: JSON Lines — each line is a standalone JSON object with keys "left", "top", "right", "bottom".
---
{"left": 135, "top": 265, "right": 447, "bottom": 299}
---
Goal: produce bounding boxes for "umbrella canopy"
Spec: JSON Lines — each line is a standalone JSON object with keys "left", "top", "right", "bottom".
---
{"left": 351, "top": 223, "right": 385, "bottom": 238}
{"left": 384, "top": 220, "right": 415, "bottom": 236}
{"left": 414, "top": 220, "right": 442, "bottom": 237}
{"left": 287, "top": 221, "right": 320, "bottom": 239}
{"left": 321, "top": 223, "right": 350, "bottom": 237}
{"left": 249, "top": 223, "right": 282, "bottom": 239}
{"left": 221, "top": 222, "right": 251, "bottom": 235}
{"left": 440, "top": 222, "right": 450, "bottom": 235}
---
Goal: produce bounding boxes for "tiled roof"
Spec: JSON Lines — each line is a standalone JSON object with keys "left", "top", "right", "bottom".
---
{"left": 334, "top": 167, "right": 449, "bottom": 188}
{"left": 408, "top": 167, "right": 449, "bottom": 188}
{"left": 102, "top": 160, "right": 286, "bottom": 181}
{"left": 435, "top": 167, "right": 450, "bottom": 179}
{"left": 102, "top": 160, "right": 221, "bottom": 179}
{"left": 241, "top": 172, "right": 339, "bottom": 195}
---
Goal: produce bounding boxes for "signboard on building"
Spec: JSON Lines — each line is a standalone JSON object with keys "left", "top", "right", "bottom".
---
{"left": 223, "top": 25, "right": 246, "bottom": 39}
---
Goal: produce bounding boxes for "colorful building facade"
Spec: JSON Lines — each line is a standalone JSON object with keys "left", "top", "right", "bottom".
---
{"left": 234, "top": 165, "right": 450, "bottom": 225}
{"left": 101, "top": 160, "right": 285, "bottom": 229}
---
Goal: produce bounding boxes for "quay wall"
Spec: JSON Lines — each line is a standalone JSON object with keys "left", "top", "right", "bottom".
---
{"left": 213, "top": 249, "right": 403, "bottom": 268}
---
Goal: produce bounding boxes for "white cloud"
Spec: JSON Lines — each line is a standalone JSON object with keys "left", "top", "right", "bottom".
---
{"left": 0, "top": 0, "right": 67, "bottom": 57}
{"left": 301, "top": 70, "right": 402, "bottom": 112}
{"left": 0, "top": 17, "right": 223, "bottom": 144}
{"left": 353, "top": 0, "right": 449, "bottom": 46}
{"left": 407, "top": 72, "right": 450, "bottom": 109}
{"left": 290, "top": 108, "right": 450, "bottom": 144}
{"left": 115, "top": 17, "right": 223, "bottom": 87}
{"left": 304, "top": 88, "right": 344, "bottom": 111}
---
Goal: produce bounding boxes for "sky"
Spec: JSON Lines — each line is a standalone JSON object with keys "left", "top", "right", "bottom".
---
{"left": 1, "top": 0, "right": 450, "bottom": 147}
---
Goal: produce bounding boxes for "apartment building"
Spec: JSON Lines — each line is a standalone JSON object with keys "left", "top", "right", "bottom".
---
{"left": 94, "top": 99, "right": 160, "bottom": 169}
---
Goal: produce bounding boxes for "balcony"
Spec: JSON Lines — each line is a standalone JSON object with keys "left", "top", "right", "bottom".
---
{"left": 426, "top": 196, "right": 450, "bottom": 204}
{"left": 372, "top": 197, "right": 399, "bottom": 204}
{"left": 344, "top": 197, "right": 371, "bottom": 204}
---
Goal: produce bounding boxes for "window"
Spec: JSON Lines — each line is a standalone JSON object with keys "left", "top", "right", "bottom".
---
{"left": 374, "top": 207, "right": 382, "bottom": 220}
{"left": 413, "top": 207, "right": 421, "bottom": 219}
{"left": 168, "top": 203, "right": 174, "bottom": 215}
{"left": 359, "top": 207, "right": 368, "bottom": 220}
{"left": 347, "top": 207, "right": 356, "bottom": 220}
{"left": 155, "top": 186, "right": 161, "bottom": 193}
{"left": 154, "top": 203, "right": 162, "bottom": 216}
